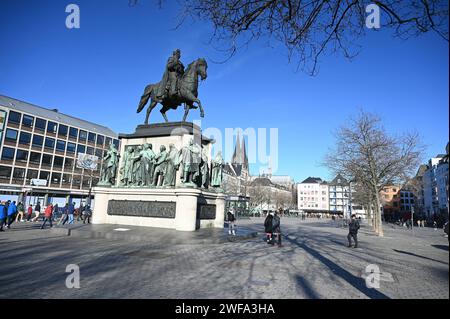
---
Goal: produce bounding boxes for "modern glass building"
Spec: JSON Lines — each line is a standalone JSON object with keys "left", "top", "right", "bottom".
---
{"left": 0, "top": 95, "right": 118, "bottom": 206}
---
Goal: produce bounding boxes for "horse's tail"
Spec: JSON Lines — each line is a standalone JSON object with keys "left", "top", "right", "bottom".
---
{"left": 137, "top": 84, "right": 153, "bottom": 113}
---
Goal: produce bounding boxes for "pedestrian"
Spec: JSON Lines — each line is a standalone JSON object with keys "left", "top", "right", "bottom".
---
{"left": 52, "top": 204, "right": 59, "bottom": 222}
{"left": 15, "top": 202, "right": 25, "bottom": 222}
{"left": 6, "top": 201, "right": 17, "bottom": 229}
{"left": 0, "top": 201, "right": 7, "bottom": 232}
{"left": 444, "top": 221, "right": 449, "bottom": 243}
{"left": 68, "top": 202, "right": 75, "bottom": 224}
{"left": 227, "top": 209, "right": 236, "bottom": 236}
{"left": 264, "top": 211, "right": 274, "bottom": 245}
{"left": 59, "top": 203, "right": 68, "bottom": 225}
{"left": 77, "top": 203, "right": 85, "bottom": 221}
{"left": 433, "top": 221, "right": 437, "bottom": 230}
{"left": 26, "top": 204, "right": 33, "bottom": 222}
{"left": 31, "top": 201, "right": 41, "bottom": 222}
{"left": 347, "top": 214, "right": 360, "bottom": 248}
{"left": 272, "top": 210, "right": 282, "bottom": 247}
{"left": 40, "top": 203, "right": 53, "bottom": 229}
{"left": 83, "top": 205, "right": 92, "bottom": 224}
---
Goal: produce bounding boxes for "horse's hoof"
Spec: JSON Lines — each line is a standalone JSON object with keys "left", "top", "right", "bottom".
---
{"left": 200, "top": 113, "right": 204, "bottom": 118}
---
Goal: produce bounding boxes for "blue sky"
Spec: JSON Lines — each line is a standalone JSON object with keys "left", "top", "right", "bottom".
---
{"left": 0, "top": 0, "right": 448, "bottom": 182}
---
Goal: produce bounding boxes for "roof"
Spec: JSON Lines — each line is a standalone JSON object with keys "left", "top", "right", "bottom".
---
{"left": 0, "top": 95, "right": 117, "bottom": 138}
{"left": 329, "top": 174, "right": 349, "bottom": 186}
{"left": 250, "top": 177, "right": 274, "bottom": 187}
{"left": 300, "top": 177, "right": 323, "bottom": 184}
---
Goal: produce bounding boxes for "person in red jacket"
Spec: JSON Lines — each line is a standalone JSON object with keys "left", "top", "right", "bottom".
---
{"left": 26, "top": 204, "right": 33, "bottom": 222}
{"left": 40, "top": 203, "right": 53, "bottom": 229}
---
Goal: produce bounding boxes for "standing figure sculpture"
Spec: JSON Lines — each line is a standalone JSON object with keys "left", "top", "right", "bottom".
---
{"left": 137, "top": 49, "right": 208, "bottom": 124}
{"left": 179, "top": 138, "right": 201, "bottom": 186}
{"left": 99, "top": 144, "right": 119, "bottom": 186}
{"left": 120, "top": 147, "right": 135, "bottom": 186}
{"left": 211, "top": 151, "right": 224, "bottom": 188}
{"left": 133, "top": 143, "right": 155, "bottom": 186}
{"left": 132, "top": 145, "right": 143, "bottom": 186}
{"left": 164, "top": 144, "right": 180, "bottom": 187}
{"left": 152, "top": 145, "right": 168, "bottom": 186}
{"left": 200, "top": 147, "right": 209, "bottom": 188}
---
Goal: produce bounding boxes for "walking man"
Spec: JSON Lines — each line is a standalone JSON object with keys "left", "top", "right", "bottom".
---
{"left": 227, "top": 209, "right": 236, "bottom": 236}
{"left": 347, "top": 214, "right": 360, "bottom": 248}
{"left": 31, "top": 201, "right": 41, "bottom": 222}
{"left": 83, "top": 205, "right": 92, "bottom": 224}
{"left": 6, "top": 201, "right": 17, "bottom": 229}
{"left": 272, "top": 210, "right": 282, "bottom": 247}
{"left": 67, "top": 202, "right": 75, "bottom": 225}
{"left": 40, "top": 203, "right": 53, "bottom": 229}
{"left": 15, "top": 202, "right": 25, "bottom": 222}
{"left": 0, "top": 201, "right": 6, "bottom": 231}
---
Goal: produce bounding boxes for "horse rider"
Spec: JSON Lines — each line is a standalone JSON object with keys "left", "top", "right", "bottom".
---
{"left": 158, "top": 49, "right": 185, "bottom": 101}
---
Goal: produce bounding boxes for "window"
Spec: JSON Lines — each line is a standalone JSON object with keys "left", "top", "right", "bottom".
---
{"left": 13, "top": 168, "right": 25, "bottom": 179}
{"left": 79, "top": 130, "right": 87, "bottom": 142}
{"left": 47, "top": 121, "right": 57, "bottom": 134}
{"left": 72, "top": 175, "right": 81, "bottom": 187}
{"left": 1, "top": 147, "right": 15, "bottom": 160}
{"left": 8, "top": 111, "right": 21, "bottom": 124}
{"left": 41, "top": 154, "right": 53, "bottom": 167}
{"left": 51, "top": 172, "right": 61, "bottom": 185}
{"left": 67, "top": 142, "right": 76, "bottom": 153}
{"left": 105, "top": 137, "right": 112, "bottom": 147}
{"left": 62, "top": 174, "right": 72, "bottom": 184}
{"left": 393, "top": 188, "right": 397, "bottom": 192}
{"left": 39, "top": 171, "right": 50, "bottom": 181}
{"left": 15, "top": 149, "right": 28, "bottom": 162}
{"left": 95, "top": 148, "right": 103, "bottom": 158}
{"left": 53, "top": 156, "right": 64, "bottom": 168}
{"left": 0, "top": 166, "right": 12, "bottom": 179}
{"left": 56, "top": 140, "right": 66, "bottom": 152}
{"left": 77, "top": 144, "right": 85, "bottom": 154}
{"left": 88, "top": 132, "right": 96, "bottom": 143}
{"left": 58, "top": 124, "right": 68, "bottom": 137}
{"left": 44, "top": 137, "right": 55, "bottom": 150}
{"left": 35, "top": 118, "right": 46, "bottom": 131}
{"left": 82, "top": 176, "right": 91, "bottom": 188}
{"left": 22, "top": 114, "right": 34, "bottom": 127}
{"left": 5, "top": 129, "right": 18, "bottom": 142}
{"left": 32, "top": 135, "right": 44, "bottom": 147}
{"left": 69, "top": 127, "right": 78, "bottom": 139}
{"left": 86, "top": 147, "right": 94, "bottom": 155}
{"left": 19, "top": 132, "right": 31, "bottom": 145}
{"left": 29, "top": 152, "right": 41, "bottom": 164}
{"left": 96, "top": 135, "right": 104, "bottom": 146}
{"left": 26, "top": 169, "right": 38, "bottom": 180}
{"left": 64, "top": 158, "right": 74, "bottom": 170}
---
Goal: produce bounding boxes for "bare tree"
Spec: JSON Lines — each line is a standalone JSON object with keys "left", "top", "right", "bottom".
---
{"left": 133, "top": 0, "right": 448, "bottom": 75}
{"left": 324, "top": 110, "right": 425, "bottom": 236}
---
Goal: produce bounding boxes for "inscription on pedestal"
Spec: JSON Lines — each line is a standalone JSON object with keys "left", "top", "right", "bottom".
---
{"left": 107, "top": 200, "right": 176, "bottom": 218}
{"left": 198, "top": 204, "right": 216, "bottom": 220}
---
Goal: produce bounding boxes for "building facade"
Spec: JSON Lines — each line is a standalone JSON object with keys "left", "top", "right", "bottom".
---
{"left": 328, "top": 174, "right": 350, "bottom": 216}
{"left": 0, "top": 95, "right": 118, "bottom": 206}
{"left": 297, "top": 177, "right": 329, "bottom": 212}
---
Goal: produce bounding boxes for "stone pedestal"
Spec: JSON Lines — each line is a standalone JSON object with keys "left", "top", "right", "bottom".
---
{"left": 92, "top": 186, "right": 225, "bottom": 231}
{"left": 92, "top": 122, "right": 225, "bottom": 232}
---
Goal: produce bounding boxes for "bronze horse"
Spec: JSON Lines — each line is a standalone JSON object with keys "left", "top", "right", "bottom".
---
{"left": 137, "top": 58, "right": 207, "bottom": 124}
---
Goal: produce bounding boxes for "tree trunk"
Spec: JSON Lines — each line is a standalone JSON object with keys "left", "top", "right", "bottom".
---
{"left": 366, "top": 204, "right": 373, "bottom": 226}
{"left": 374, "top": 191, "right": 384, "bottom": 237}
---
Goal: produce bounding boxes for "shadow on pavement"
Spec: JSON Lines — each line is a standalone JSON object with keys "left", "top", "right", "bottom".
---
{"left": 431, "top": 244, "right": 449, "bottom": 251}
{"left": 392, "top": 249, "right": 449, "bottom": 265}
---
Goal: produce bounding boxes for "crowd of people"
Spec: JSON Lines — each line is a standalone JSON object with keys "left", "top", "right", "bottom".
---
{"left": 0, "top": 200, "right": 92, "bottom": 231}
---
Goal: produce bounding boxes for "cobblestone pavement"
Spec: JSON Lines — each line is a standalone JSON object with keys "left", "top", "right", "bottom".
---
{"left": 0, "top": 218, "right": 448, "bottom": 299}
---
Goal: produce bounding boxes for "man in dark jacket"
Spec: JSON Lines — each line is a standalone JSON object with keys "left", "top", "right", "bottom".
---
{"left": 272, "top": 211, "right": 282, "bottom": 247}
{"left": 347, "top": 214, "right": 360, "bottom": 248}
{"left": 264, "top": 212, "right": 274, "bottom": 245}
{"left": 0, "top": 201, "right": 7, "bottom": 231}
